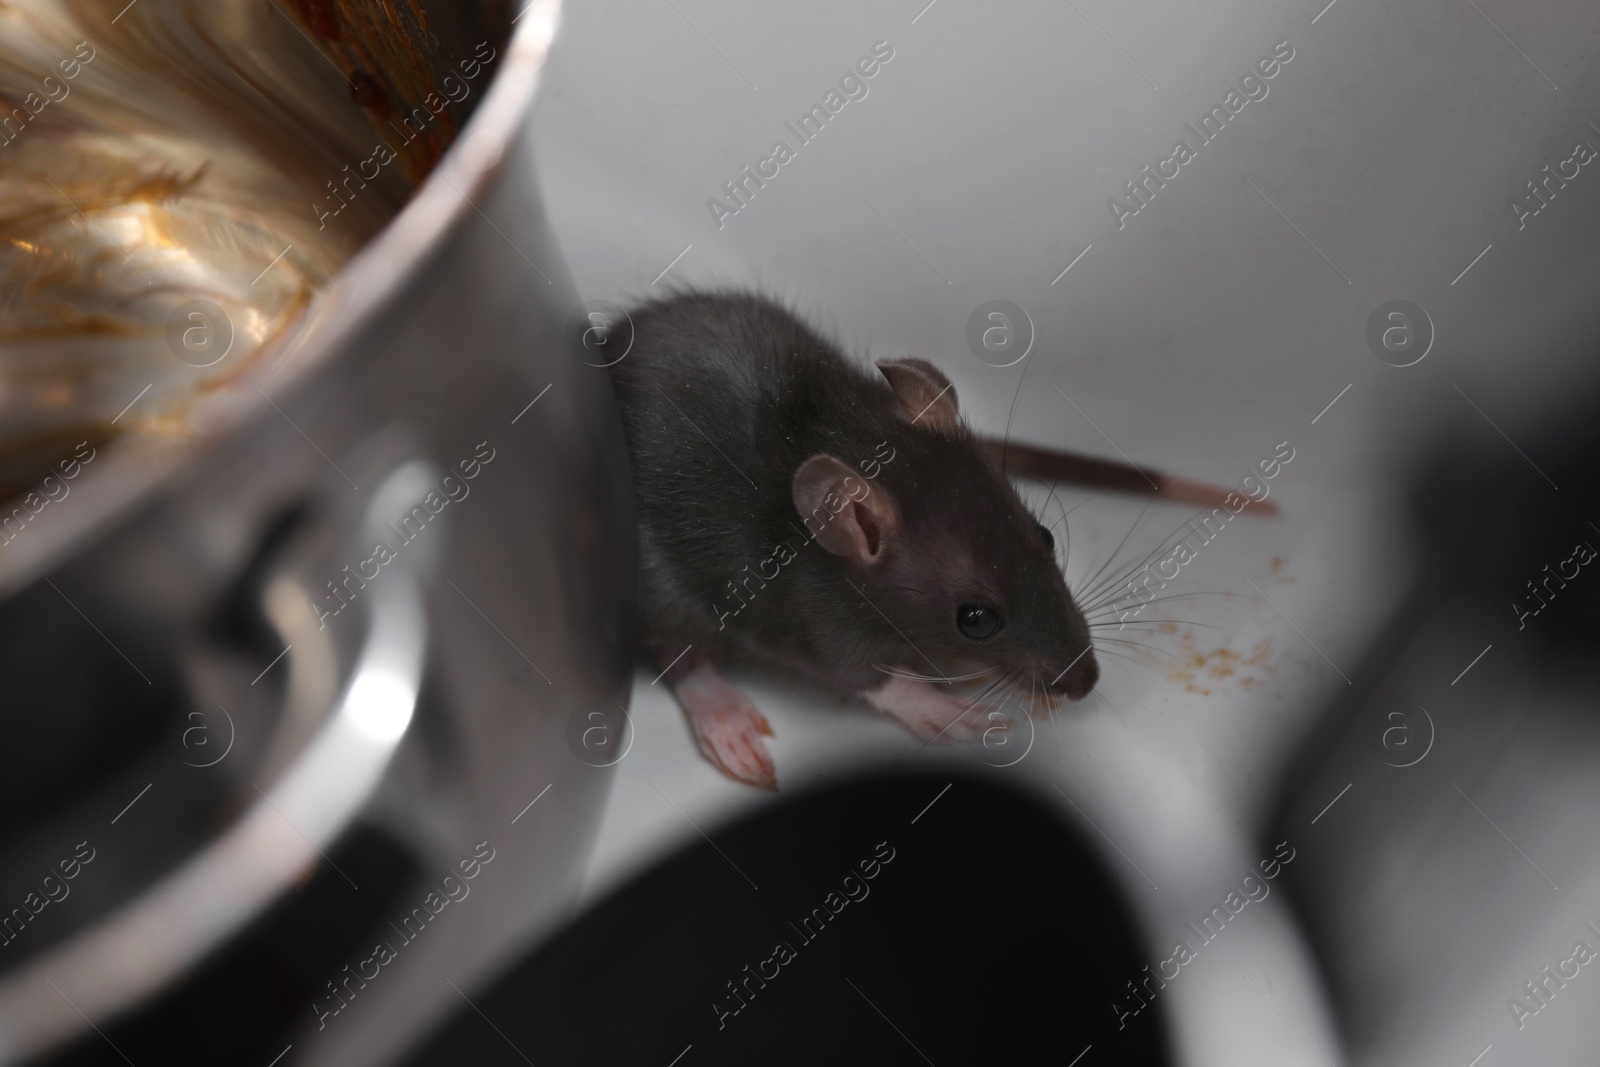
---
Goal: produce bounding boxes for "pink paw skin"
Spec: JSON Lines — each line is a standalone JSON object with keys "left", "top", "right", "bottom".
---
{"left": 672, "top": 661, "right": 778, "bottom": 790}
{"left": 863, "top": 676, "right": 998, "bottom": 743}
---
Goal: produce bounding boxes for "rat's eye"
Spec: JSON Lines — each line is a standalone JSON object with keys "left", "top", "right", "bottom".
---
{"left": 957, "top": 603, "right": 1004, "bottom": 640}
{"left": 1035, "top": 522, "right": 1054, "bottom": 552}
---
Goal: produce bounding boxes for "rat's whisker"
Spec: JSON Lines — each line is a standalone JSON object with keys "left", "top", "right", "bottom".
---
{"left": 959, "top": 669, "right": 1014, "bottom": 714}
{"left": 1078, "top": 495, "right": 1273, "bottom": 608}
{"left": 1036, "top": 483, "right": 1075, "bottom": 572}
{"left": 873, "top": 663, "right": 997, "bottom": 683}
{"left": 1081, "top": 588, "right": 1254, "bottom": 614}
{"left": 1088, "top": 632, "right": 1152, "bottom": 656}
{"left": 1084, "top": 589, "right": 1251, "bottom": 615}
{"left": 999, "top": 668, "right": 1032, "bottom": 709}
{"left": 1042, "top": 481, "right": 1064, "bottom": 520}
{"left": 1057, "top": 491, "right": 1104, "bottom": 522}
{"left": 1077, "top": 515, "right": 1217, "bottom": 608}
{"left": 1088, "top": 633, "right": 1164, "bottom": 652}
{"left": 1020, "top": 481, "right": 1071, "bottom": 574}
{"left": 1042, "top": 491, "right": 1101, "bottom": 575}
{"left": 1088, "top": 618, "right": 1251, "bottom": 639}
{"left": 1078, "top": 532, "right": 1197, "bottom": 610}
{"left": 909, "top": 669, "right": 1017, "bottom": 754}
{"left": 1087, "top": 646, "right": 1154, "bottom": 672}
{"left": 1035, "top": 671, "right": 1063, "bottom": 717}
{"left": 1072, "top": 497, "right": 1156, "bottom": 601}
{"left": 1084, "top": 605, "right": 1241, "bottom": 628}
{"left": 1076, "top": 506, "right": 1240, "bottom": 608}
{"left": 1090, "top": 689, "right": 1134, "bottom": 732}
{"left": 1092, "top": 635, "right": 1188, "bottom": 665}
{"left": 1084, "top": 615, "right": 1242, "bottom": 639}
{"left": 1091, "top": 655, "right": 1160, "bottom": 682}
{"left": 996, "top": 335, "right": 1036, "bottom": 480}
{"left": 1090, "top": 635, "right": 1172, "bottom": 654}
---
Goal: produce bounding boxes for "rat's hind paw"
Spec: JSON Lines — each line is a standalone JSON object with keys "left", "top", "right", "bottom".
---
{"left": 673, "top": 662, "right": 778, "bottom": 790}
{"left": 862, "top": 676, "right": 994, "bottom": 743}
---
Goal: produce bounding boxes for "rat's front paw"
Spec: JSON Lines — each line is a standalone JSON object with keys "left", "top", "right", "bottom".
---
{"left": 690, "top": 704, "right": 778, "bottom": 790}
{"left": 863, "top": 676, "right": 999, "bottom": 743}
{"left": 917, "top": 703, "right": 994, "bottom": 743}
{"left": 673, "top": 662, "right": 778, "bottom": 790}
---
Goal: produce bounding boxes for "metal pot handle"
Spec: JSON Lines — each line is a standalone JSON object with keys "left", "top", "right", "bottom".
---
{"left": 0, "top": 460, "right": 441, "bottom": 1065}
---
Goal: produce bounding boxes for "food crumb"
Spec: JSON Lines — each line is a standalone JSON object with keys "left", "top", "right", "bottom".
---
{"left": 1160, "top": 633, "right": 1278, "bottom": 695}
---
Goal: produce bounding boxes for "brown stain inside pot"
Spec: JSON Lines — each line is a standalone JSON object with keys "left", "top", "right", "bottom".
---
{"left": 0, "top": 0, "right": 503, "bottom": 502}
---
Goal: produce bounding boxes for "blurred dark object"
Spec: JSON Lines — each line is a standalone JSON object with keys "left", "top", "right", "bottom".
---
{"left": 1409, "top": 393, "right": 1600, "bottom": 659}
{"left": 1269, "top": 375, "right": 1600, "bottom": 1064}
{"left": 39, "top": 825, "right": 416, "bottom": 1067}
{"left": 401, "top": 771, "right": 1170, "bottom": 1067}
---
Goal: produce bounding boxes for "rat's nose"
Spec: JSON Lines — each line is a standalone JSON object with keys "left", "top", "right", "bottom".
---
{"left": 1053, "top": 648, "right": 1099, "bottom": 700}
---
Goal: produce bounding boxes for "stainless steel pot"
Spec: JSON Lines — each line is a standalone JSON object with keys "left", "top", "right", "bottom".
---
{"left": 0, "top": 1, "right": 636, "bottom": 1063}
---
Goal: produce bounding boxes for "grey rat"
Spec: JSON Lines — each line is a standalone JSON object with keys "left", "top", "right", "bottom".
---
{"left": 604, "top": 291, "right": 1253, "bottom": 789}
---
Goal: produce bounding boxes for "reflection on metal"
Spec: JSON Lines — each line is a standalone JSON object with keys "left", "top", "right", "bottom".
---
{"left": 0, "top": 464, "right": 429, "bottom": 1063}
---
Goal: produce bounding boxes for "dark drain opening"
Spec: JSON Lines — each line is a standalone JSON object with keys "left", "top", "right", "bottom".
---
{"left": 404, "top": 770, "right": 1171, "bottom": 1067}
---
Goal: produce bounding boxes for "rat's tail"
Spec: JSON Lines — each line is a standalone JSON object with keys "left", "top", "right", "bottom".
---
{"left": 975, "top": 436, "right": 1279, "bottom": 517}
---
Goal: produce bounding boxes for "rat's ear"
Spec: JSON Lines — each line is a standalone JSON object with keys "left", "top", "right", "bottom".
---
{"left": 877, "top": 358, "right": 959, "bottom": 432}
{"left": 792, "top": 454, "right": 898, "bottom": 564}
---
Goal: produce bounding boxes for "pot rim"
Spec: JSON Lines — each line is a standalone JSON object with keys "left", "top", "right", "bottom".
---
{"left": 0, "top": 0, "right": 566, "bottom": 600}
